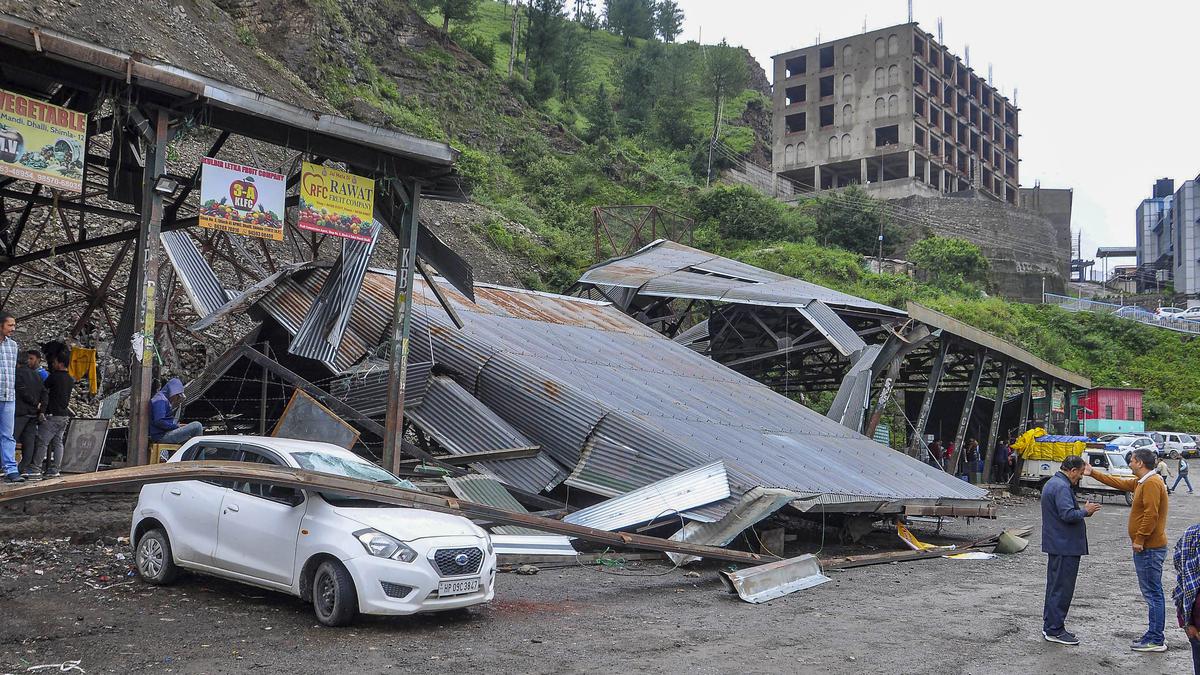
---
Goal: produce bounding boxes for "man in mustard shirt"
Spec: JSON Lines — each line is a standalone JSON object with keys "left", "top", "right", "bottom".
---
{"left": 1085, "top": 447, "right": 1171, "bottom": 652}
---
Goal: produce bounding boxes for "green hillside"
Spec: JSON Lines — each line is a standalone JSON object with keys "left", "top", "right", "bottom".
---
{"left": 269, "top": 0, "right": 1200, "bottom": 432}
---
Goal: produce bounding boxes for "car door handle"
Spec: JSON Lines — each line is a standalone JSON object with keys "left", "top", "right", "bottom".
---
{"left": 169, "top": 488, "right": 182, "bottom": 496}
{"left": 225, "top": 504, "right": 240, "bottom": 513}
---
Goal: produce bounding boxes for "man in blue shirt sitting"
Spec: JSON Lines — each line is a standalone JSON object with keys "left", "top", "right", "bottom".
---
{"left": 149, "top": 378, "right": 203, "bottom": 450}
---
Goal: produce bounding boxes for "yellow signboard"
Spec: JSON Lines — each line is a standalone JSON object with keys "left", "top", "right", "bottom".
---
{"left": 298, "top": 162, "right": 375, "bottom": 242}
{"left": 197, "top": 158, "right": 285, "bottom": 240}
{"left": 0, "top": 88, "right": 87, "bottom": 192}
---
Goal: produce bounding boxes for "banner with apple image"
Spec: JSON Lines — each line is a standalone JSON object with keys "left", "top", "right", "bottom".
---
{"left": 197, "top": 158, "right": 285, "bottom": 240}
{"left": 0, "top": 88, "right": 87, "bottom": 192}
{"left": 298, "top": 161, "right": 374, "bottom": 242}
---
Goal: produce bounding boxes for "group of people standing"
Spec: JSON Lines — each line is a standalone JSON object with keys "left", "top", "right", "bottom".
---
{"left": 0, "top": 313, "right": 74, "bottom": 483}
{"left": 1041, "top": 447, "right": 1200, "bottom": 671}
{"left": 924, "top": 436, "right": 1017, "bottom": 483}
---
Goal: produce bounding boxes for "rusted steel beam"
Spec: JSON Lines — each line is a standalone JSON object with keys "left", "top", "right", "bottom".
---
{"left": 0, "top": 462, "right": 776, "bottom": 565}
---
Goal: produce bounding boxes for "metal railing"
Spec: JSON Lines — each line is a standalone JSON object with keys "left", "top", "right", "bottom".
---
{"left": 1043, "top": 293, "right": 1200, "bottom": 335}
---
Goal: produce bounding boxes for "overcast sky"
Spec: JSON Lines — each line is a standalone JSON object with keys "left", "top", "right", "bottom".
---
{"left": 676, "top": 0, "right": 1200, "bottom": 261}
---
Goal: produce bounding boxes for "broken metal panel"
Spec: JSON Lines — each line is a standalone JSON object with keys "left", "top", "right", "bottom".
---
{"left": 327, "top": 357, "right": 432, "bottom": 417}
{"left": 672, "top": 319, "right": 709, "bottom": 350}
{"left": 289, "top": 222, "right": 380, "bottom": 368}
{"left": 490, "top": 535, "right": 578, "bottom": 557}
{"left": 721, "top": 554, "right": 831, "bottom": 603}
{"left": 827, "top": 344, "right": 883, "bottom": 431}
{"left": 407, "top": 375, "right": 566, "bottom": 494}
{"left": 160, "top": 230, "right": 229, "bottom": 318}
{"left": 189, "top": 262, "right": 316, "bottom": 332}
{"left": 666, "top": 487, "right": 800, "bottom": 565}
{"left": 796, "top": 300, "right": 867, "bottom": 357}
{"left": 443, "top": 475, "right": 543, "bottom": 536}
{"left": 417, "top": 221, "right": 474, "bottom": 301}
{"left": 562, "top": 461, "right": 730, "bottom": 531}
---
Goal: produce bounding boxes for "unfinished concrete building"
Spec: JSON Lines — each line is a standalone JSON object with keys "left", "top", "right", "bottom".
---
{"left": 1134, "top": 176, "right": 1200, "bottom": 300}
{"left": 772, "top": 23, "right": 1019, "bottom": 203}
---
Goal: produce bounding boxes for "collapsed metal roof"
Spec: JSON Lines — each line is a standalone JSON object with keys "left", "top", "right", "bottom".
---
{"left": 575, "top": 239, "right": 906, "bottom": 318}
{"left": 250, "top": 267, "right": 987, "bottom": 512}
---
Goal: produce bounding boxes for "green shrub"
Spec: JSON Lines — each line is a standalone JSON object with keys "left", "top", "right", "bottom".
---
{"left": 694, "top": 184, "right": 810, "bottom": 242}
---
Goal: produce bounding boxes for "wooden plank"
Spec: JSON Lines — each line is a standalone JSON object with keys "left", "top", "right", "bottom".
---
{"left": 396, "top": 446, "right": 541, "bottom": 466}
{"left": 0, "top": 462, "right": 776, "bottom": 566}
{"left": 903, "top": 504, "right": 997, "bottom": 518}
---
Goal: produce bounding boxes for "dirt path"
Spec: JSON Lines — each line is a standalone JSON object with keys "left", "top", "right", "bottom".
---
{"left": 0, "top": 489, "right": 1195, "bottom": 673}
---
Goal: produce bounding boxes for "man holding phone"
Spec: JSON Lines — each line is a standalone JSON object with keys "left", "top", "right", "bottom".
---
{"left": 1042, "top": 455, "right": 1101, "bottom": 645}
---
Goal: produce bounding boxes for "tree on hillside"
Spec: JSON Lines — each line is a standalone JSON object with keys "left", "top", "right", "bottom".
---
{"left": 651, "top": 46, "right": 695, "bottom": 147}
{"left": 700, "top": 40, "right": 748, "bottom": 149}
{"left": 527, "top": 0, "right": 567, "bottom": 100}
{"left": 908, "top": 236, "right": 990, "bottom": 289}
{"left": 654, "top": 0, "right": 683, "bottom": 42}
{"left": 580, "top": 0, "right": 600, "bottom": 29}
{"left": 615, "top": 40, "right": 664, "bottom": 134}
{"left": 810, "top": 186, "right": 899, "bottom": 257}
{"left": 416, "top": 0, "right": 481, "bottom": 35}
{"left": 605, "top": 0, "right": 655, "bottom": 46}
{"left": 585, "top": 83, "right": 617, "bottom": 142}
{"left": 556, "top": 22, "right": 590, "bottom": 101}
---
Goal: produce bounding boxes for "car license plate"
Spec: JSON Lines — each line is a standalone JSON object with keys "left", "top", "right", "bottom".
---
{"left": 438, "top": 578, "right": 480, "bottom": 596}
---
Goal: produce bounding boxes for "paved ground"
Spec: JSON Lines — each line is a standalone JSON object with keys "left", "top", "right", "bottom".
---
{"left": 0, "top": 488, "right": 1195, "bottom": 674}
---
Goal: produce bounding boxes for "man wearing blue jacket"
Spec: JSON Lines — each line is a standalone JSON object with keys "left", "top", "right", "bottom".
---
{"left": 148, "top": 378, "right": 203, "bottom": 446}
{"left": 1042, "top": 455, "right": 1102, "bottom": 645}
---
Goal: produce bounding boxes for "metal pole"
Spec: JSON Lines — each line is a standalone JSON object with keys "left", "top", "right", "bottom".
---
{"left": 127, "top": 108, "right": 170, "bottom": 467}
{"left": 1017, "top": 370, "right": 1033, "bottom": 433}
{"left": 909, "top": 339, "right": 949, "bottom": 458}
{"left": 259, "top": 362, "right": 269, "bottom": 436}
{"left": 382, "top": 180, "right": 421, "bottom": 475}
{"left": 952, "top": 350, "right": 988, "bottom": 476}
{"left": 982, "top": 361, "right": 1009, "bottom": 483}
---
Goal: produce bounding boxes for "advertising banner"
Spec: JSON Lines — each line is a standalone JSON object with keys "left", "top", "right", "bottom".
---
{"left": 298, "top": 161, "right": 375, "bottom": 242}
{"left": 197, "top": 158, "right": 285, "bottom": 240}
{"left": 0, "top": 88, "right": 87, "bottom": 192}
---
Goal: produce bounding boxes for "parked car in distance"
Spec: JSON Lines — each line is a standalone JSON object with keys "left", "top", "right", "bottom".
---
{"left": 1106, "top": 435, "right": 1160, "bottom": 462}
{"left": 1128, "top": 431, "right": 1166, "bottom": 454}
{"left": 1157, "top": 306, "right": 1186, "bottom": 318}
{"left": 1095, "top": 434, "right": 1121, "bottom": 443}
{"left": 130, "top": 436, "right": 497, "bottom": 626}
{"left": 1180, "top": 307, "right": 1200, "bottom": 323}
{"left": 1156, "top": 431, "right": 1198, "bottom": 459}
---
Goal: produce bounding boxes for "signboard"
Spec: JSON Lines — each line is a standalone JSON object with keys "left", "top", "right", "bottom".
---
{"left": 0, "top": 88, "right": 87, "bottom": 192}
{"left": 298, "top": 161, "right": 375, "bottom": 242}
{"left": 197, "top": 158, "right": 285, "bottom": 240}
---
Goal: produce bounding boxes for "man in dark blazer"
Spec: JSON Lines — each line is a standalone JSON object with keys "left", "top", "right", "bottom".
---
{"left": 1042, "top": 455, "right": 1102, "bottom": 645}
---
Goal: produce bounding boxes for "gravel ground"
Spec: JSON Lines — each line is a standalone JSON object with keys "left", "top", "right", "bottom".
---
{"left": 0, "top": 489, "right": 1195, "bottom": 674}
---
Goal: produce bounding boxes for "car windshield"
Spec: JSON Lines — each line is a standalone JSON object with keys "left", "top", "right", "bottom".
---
{"left": 1110, "top": 436, "right": 1139, "bottom": 445}
{"left": 1182, "top": 434, "right": 1195, "bottom": 444}
{"left": 290, "top": 452, "right": 417, "bottom": 506}
{"left": 1106, "top": 453, "right": 1130, "bottom": 469}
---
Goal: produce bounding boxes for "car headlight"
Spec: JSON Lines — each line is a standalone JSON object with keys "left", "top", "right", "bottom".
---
{"left": 353, "top": 529, "right": 418, "bottom": 563}
{"left": 485, "top": 536, "right": 494, "bottom": 556}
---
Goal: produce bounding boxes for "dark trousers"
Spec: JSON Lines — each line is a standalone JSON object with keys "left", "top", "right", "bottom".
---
{"left": 1043, "top": 554, "right": 1081, "bottom": 635}
{"left": 1191, "top": 636, "right": 1200, "bottom": 675}
{"left": 14, "top": 415, "right": 37, "bottom": 473}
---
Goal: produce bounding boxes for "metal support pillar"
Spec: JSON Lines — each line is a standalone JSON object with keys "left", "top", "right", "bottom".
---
{"left": 382, "top": 179, "right": 421, "bottom": 475}
{"left": 982, "top": 361, "right": 1009, "bottom": 482}
{"left": 952, "top": 350, "right": 988, "bottom": 475}
{"left": 860, "top": 158, "right": 868, "bottom": 185}
{"left": 909, "top": 340, "right": 949, "bottom": 458}
{"left": 127, "top": 107, "right": 171, "bottom": 467}
{"left": 259, "top": 362, "right": 269, "bottom": 436}
{"left": 1017, "top": 370, "right": 1033, "bottom": 434}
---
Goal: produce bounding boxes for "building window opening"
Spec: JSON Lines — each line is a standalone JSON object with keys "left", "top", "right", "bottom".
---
{"left": 914, "top": 35, "right": 926, "bottom": 56}
{"left": 785, "top": 55, "right": 807, "bottom": 78}
{"left": 874, "top": 124, "right": 899, "bottom": 147}
{"left": 914, "top": 95, "right": 926, "bottom": 116}
{"left": 819, "top": 104, "right": 834, "bottom": 127}
{"left": 1105, "top": 405, "right": 1113, "bottom": 420}
{"left": 819, "top": 75, "right": 834, "bottom": 98}
{"left": 785, "top": 112, "right": 807, "bottom": 133}
{"left": 914, "top": 64, "right": 925, "bottom": 88}
{"left": 819, "top": 46, "right": 834, "bottom": 69}
{"left": 1127, "top": 406, "right": 1135, "bottom": 420}
{"left": 930, "top": 137, "right": 941, "bottom": 156}
{"left": 915, "top": 126, "right": 926, "bottom": 147}
{"left": 785, "top": 85, "right": 806, "bottom": 105}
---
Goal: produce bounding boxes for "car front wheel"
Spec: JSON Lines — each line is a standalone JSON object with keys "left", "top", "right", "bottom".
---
{"left": 1124, "top": 492, "right": 1133, "bottom": 507}
{"left": 136, "top": 528, "right": 179, "bottom": 585}
{"left": 312, "top": 560, "right": 358, "bottom": 627}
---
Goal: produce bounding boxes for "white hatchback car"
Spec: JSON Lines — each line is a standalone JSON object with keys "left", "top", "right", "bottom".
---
{"left": 130, "top": 436, "right": 496, "bottom": 626}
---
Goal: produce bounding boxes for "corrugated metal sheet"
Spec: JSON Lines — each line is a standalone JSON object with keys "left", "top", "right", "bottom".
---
{"left": 406, "top": 375, "right": 566, "bottom": 494}
{"left": 326, "top": 357, "right": 431, "bottom": 415}
{"left": 563, "top": 461, "right": 730, "bottom": 531}
{"left": 666, "top": 486, "right": 800, "bottom": 565}
{"left": 796, "top": 300, "right": 867, "bottom": 357}
{"left": 490, "top": 535, "right": 578, "bottom": 556}
{"left": 443, "top": 475, "right": 543, "bottom": 536}
{"left": 253, "top": 269, "right": 988, "bottom": 507}
{"left": 672, "top": 319, "right": 710, "bottom": 350}
{"left": 579, "top": 240, "right": 903, "bottom": 316}
{"left": 160, "top": 230, "right": 229, "bottom": 318}
{"left": 289, "top": 222, "right": 380, "bottom": 368}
